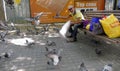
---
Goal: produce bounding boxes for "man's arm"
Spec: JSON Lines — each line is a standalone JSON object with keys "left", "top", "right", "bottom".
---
{"left": 71, "top": 17, "right": 82, "bottom": 24}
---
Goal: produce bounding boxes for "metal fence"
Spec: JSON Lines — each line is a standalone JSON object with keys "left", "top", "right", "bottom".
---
{"left": 4, "top": 0, "right": 30, "bottom": 24}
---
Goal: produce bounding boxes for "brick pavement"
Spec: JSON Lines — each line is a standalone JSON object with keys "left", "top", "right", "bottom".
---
{"left": 0, "top": 31, "right": 120, "bottom": 71}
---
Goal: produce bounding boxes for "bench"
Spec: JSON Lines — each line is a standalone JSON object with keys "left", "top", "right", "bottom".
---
{"left": 82, "top": 10, "right": 120, "bottom": 49}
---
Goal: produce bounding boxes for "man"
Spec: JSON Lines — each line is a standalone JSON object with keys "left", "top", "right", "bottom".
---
{"left": 55, "top": 5, "right": 85, "bottom": 42}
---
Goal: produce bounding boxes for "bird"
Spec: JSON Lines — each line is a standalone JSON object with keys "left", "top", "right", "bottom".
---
{"left": 25, "top": 12, "right": 43, "bottom": 25}
{"left": 0, "top": 31, "right": 8, "bottom": 41}
{"left": 45, "top": 48, "right": 63, "bottom": 66}
{"left": 3, "top": 52, "right": 10, "bottom": 58}
{"left": 102, "top": 64, "right": 112, "bottom": 71}
{"left": 25, "top": 39, "right": 35, "bottom": 46}
{"left": 10, "top": 22, "right": 16, "bottom": 30}
{"left": 27, "top": 28, "right": 35, "bottom": 34}
{"left": 53, "top": 28, "right": 60, "bottom": 33}
{"left": 95, "top": 48, "right": 102, "bottom": 55}
{"left": 46, "top": 40, "right": 56, "bottom": 46}
{"left": 79, "top": 62, "right": 88, "bottom": 71}
{"left": 1, "top": 52, "right": 11, "bottom": 58}
{"left": 0, "top": 20, "right": 9, "bottom": 30}
{"left": 4, "top": 0, "right": 15, "bottom": 9}
{"left": 46, "top": 53, "right": 60, "bottom": 66}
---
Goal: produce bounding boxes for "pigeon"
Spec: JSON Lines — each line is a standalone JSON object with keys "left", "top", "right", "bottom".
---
{"left": 45, "top": 48, "right": 63, "bottom": 66}
{"left": 3, "top": 52, "right": 10, "bottom": 58}
{"left": 1, "top": 52, "right": 11, "bottom": 58}
{"left": 46, "top": 54, "right": 60, "bottom": 66}
{"left": 53, "top": 28, "right": 60, "bottom": 33}
{"left": 54, "top": 12, "right": 60, "bottom": 18}
{"left": 45, "top": 47, "right": 49, "bottom": 52}
{"left": 27, "top": 28, "right": 35, "bottom": 34}
{"left": 95, "top": 48, "right": 102, "bottom": 55}
{"left": 43, "top": 25, "right": 50, "bottom": 31}
{"left": 10, "top": 22, "right": 16, "bottom": 30}
{"left": 25, "top": 12, "right": 43, "bottom": 25}
{"left": 46, "top": 40, "right": 56, "bottom": 46}
{"left": 79, "top": 62, "right": 88, "bottom": 71}
{"left": 0, "top": 31, "right": 8, "bottom": 41}
{"left": 102, "top": 64, "right": 112, "bottom": 71}
{"left": 25, "top": 39, "right": 35, "bottom": 46}
{"left": 0, "top": 20, "right": 8, "bottom": 30}
{"left": 4, "top": 0, "right": 15, "bottom": 9}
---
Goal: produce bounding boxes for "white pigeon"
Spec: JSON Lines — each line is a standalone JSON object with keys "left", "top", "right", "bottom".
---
{"left": 102, "top": 64, "right": 112, "bottom": 71}
{"left": 25, "top": 39, "right": 35, "bottom": 46}
{"left": 25, "top": 12, "right": 43, "bottom": 25}
{"left": 45, "top": 48, "right": 63, "bottom": 66}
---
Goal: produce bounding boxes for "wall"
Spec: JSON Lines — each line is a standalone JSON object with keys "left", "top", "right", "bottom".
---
{"left": 30, "top": 0, "right": 74, "bottom": 23}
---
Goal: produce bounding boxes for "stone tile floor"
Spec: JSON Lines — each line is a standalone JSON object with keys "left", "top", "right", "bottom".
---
{"left": 0, "top": 30, "right": 120, "bottom": 71}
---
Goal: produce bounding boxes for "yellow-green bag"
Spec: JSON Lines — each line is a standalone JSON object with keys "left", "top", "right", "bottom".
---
{"left": 86, "top": 24, "right": 90, "bottom": 30}
{"left": 100, "top": 14, "right": 120, "bottom": 38}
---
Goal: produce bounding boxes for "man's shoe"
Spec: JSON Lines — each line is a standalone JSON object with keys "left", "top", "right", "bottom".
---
{"left": 66, "top": 35, "right": 73, "bottom": 38}
{"left": 66, "top": 38, "right": 77, "bottom": 42}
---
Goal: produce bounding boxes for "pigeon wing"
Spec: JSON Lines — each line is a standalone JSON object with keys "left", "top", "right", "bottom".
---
{"left": 34, "top": 12, "right": 43, "bottom": 20}
{"left": 24, "top": 18, "right": 34, "bottom": 22}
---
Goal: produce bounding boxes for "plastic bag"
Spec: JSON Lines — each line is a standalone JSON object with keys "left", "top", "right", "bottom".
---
{"left": 100, "top": 14, "right": 120, "bottom": 38}
{"left": 82, "top": 20, "right": 90, "bottom": 28}
{"left": 59, "top": 20, "right": 71, "bottom": 39}
{"left": 86, "top": 24, "right": 90, "bottom": 30}
{"left": 89, "top": 17, "right": 101, "bottom": 31}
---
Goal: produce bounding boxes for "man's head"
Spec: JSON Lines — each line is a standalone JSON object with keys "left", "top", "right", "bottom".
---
{"left": 68, "top": 5, "right": 75, "bottom": 13}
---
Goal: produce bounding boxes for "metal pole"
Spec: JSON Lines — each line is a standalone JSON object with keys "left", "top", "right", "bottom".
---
{"left": 2, "top": 0, "right": 8, "bottom": 21}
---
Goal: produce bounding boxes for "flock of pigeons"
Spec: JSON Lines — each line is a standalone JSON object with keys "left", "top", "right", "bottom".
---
{"left": 0, "top": 11, "right": 113, "bottom": 71}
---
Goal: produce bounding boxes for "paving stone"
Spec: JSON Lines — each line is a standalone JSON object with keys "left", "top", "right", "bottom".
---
{"left": 0, "top": 31, "right": 120, "bottom": 71}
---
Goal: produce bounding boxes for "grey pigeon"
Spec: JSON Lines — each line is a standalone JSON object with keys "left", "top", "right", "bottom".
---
{"left": 25, "top": 12, "right": 43, "bottom": 25}
{"left": 0, "top": 52, "right": 11, "bottom": 58}
{"left": 0, "top": 31, "right": 8, "bottom": 41}
{"left": 102, "top": 64, "right": 112, "bottom": 71}
{"left": 53, "top": 28, "right": 60, "bottom": 33}
{"left": 46, "top": 40, "right": 56, "bottom": 46}
{"left": 4, "top": 0, "right": 15, "bottom": 9}
{"left": 0, "top": 20, "right": 8, "bottom": 30}
{"left": 79, "top": 62, "right": 88, "bottom": 71}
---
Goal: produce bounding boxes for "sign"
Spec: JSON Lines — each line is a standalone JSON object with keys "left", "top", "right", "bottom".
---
{"left": 75, "top": 1, "right": 97, "bottom": 8}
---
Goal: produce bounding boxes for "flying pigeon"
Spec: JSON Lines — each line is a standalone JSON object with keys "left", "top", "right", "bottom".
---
{"left": 79, "top": 62, "right": 88, "bottom": 71}
{"left": 102, "top": 64, "right": 112, "bottom": 71}
{"left": 4, "top": 0, "right": 15, "bottom": 9}
{"left": 25, "top": 12, "right": 43, "bottom": 25}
